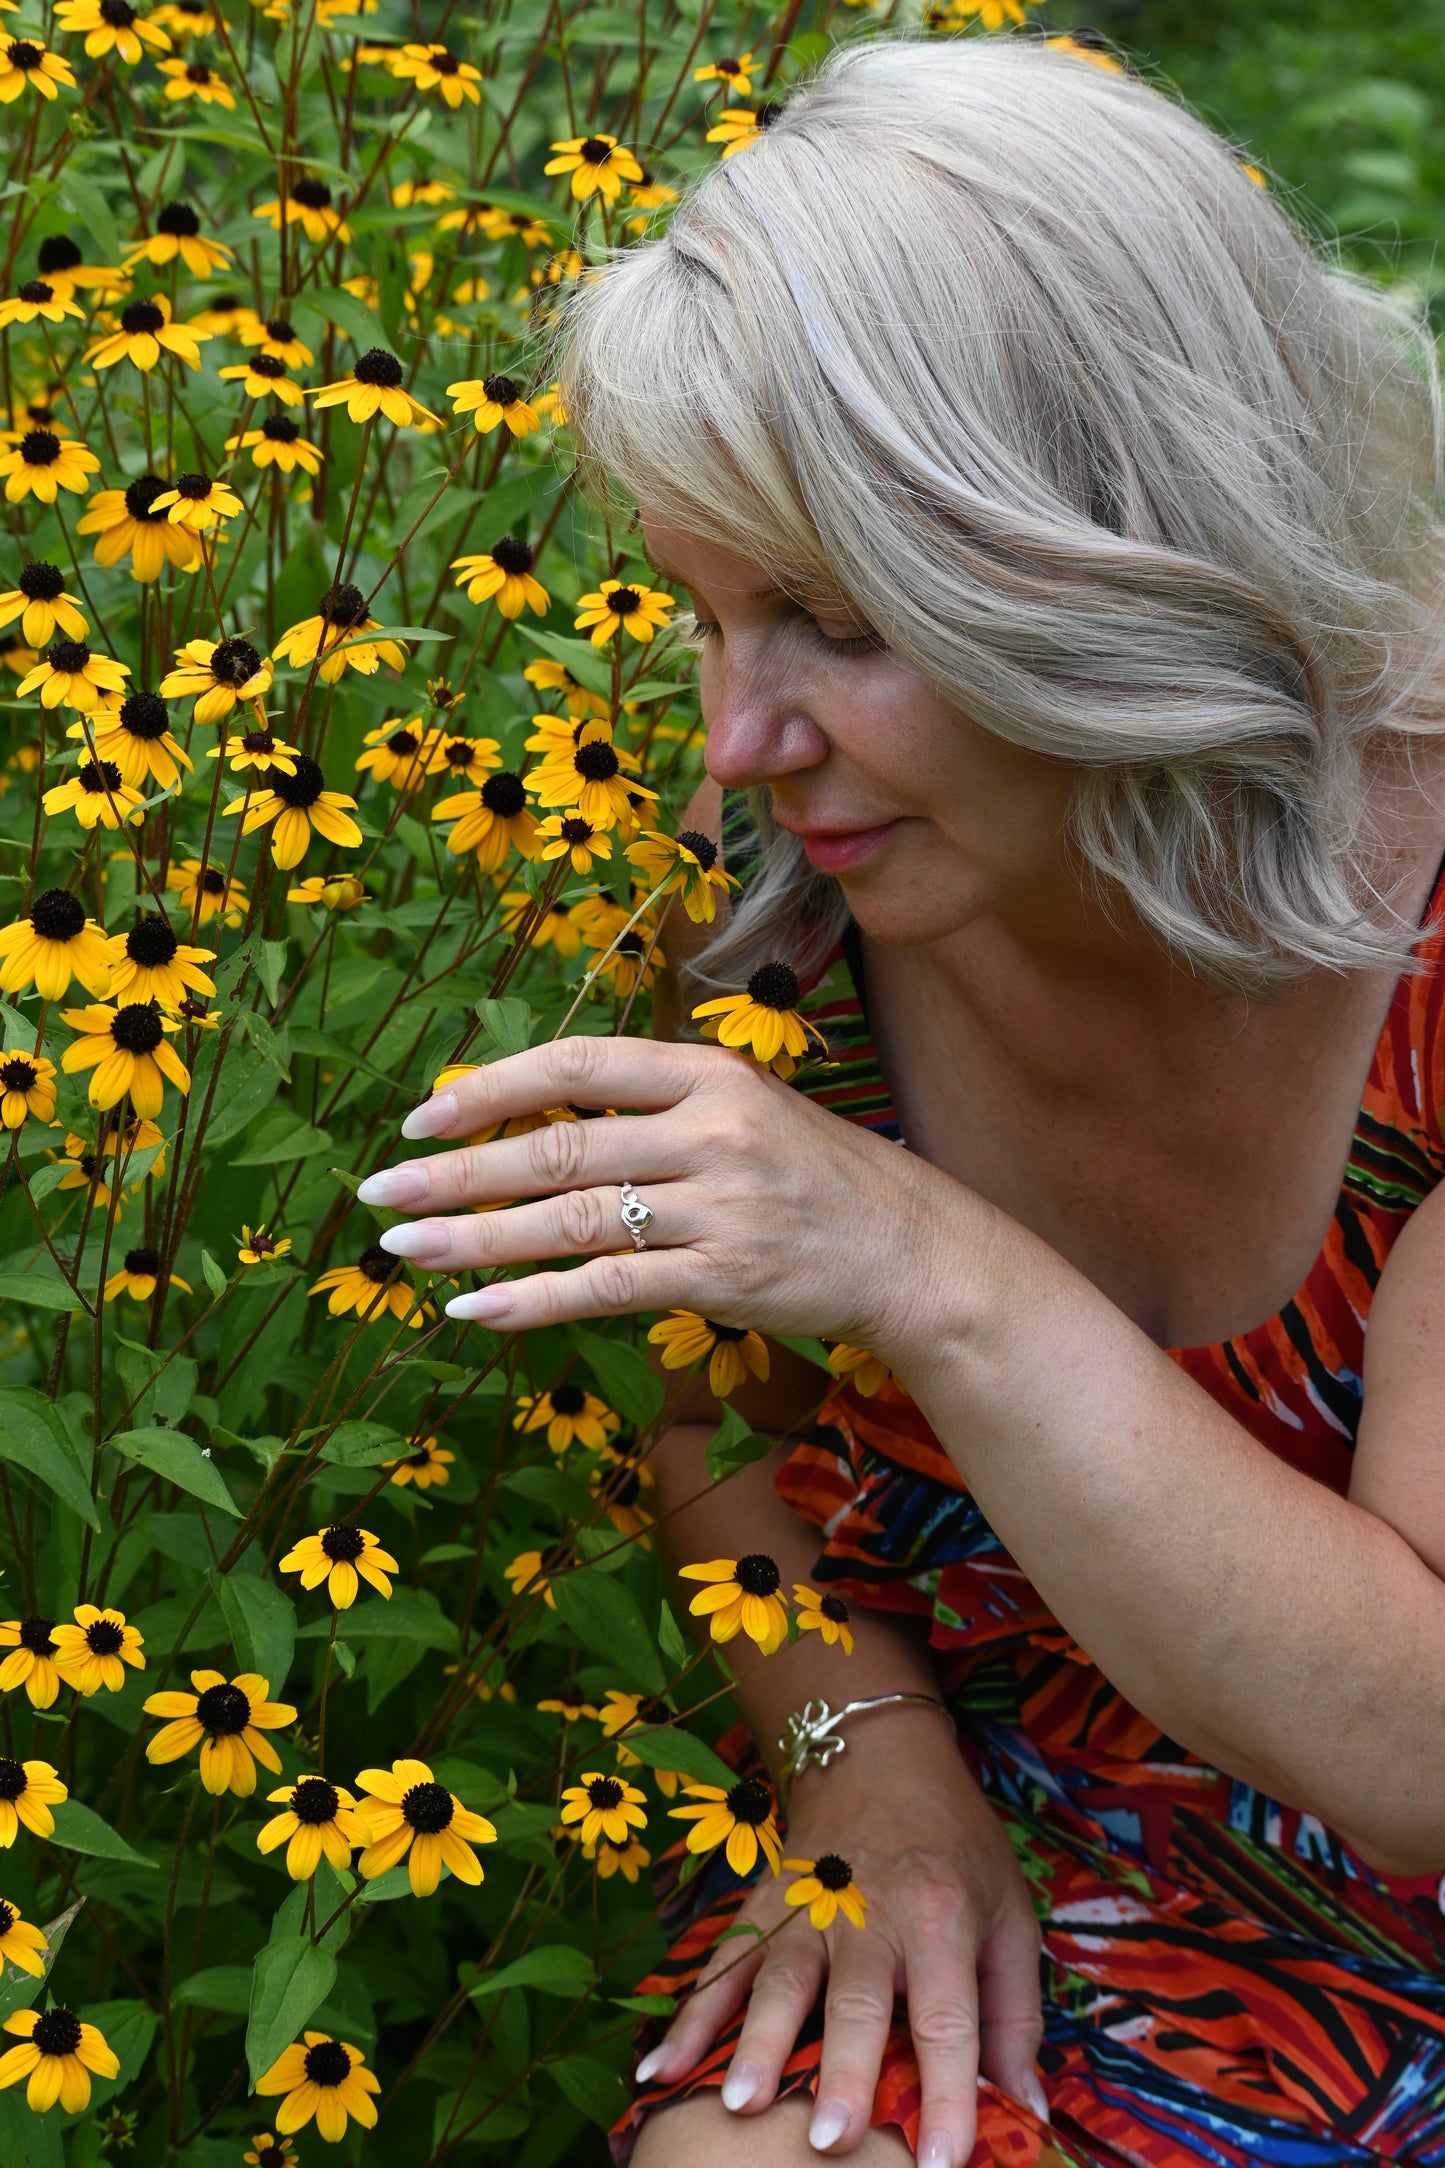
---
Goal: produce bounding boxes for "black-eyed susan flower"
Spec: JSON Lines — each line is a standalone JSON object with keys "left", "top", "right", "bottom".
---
{"left": 0, "top": 428, "right": 98, "bottom": 503}
{"left": 56, "top": 0, "right": 171, "bottom": 59}
{"left": 694, "top": 51, "right": 755, "bottom": 95}
{"left": 0, "top": 39, "right": 77, "bottom": 101}
{"left": 307, "top": 1242, "right": 425, "bottom": 1326}
{"left": 21, "top": 885, "right": 105, "bottom": 993}
{"left": 679, "top": 1554, "right": 790, "bottom": 1655}
{"left": 32, "top": 234, "right": 124, "bottom": 297}
{"left": 446, "top": 371, "right": 538, "bottom": 436}
{"left": 176, "top": 995, "right": 221, "bottom": 1028}
{"left": 121, "top": 201, "right": 228, "bottom": 276}
{"left": 161, "top": 635, "right": 272, "bottom": 724}
{"left": 432, "top": 770, "right": 536, "bottom": 873}
{"left": 706, "top": 103, "right": 783, "bottom": 157}
{"left": 254, "top": 2034, "right": 379, "bottom": 2142}
{"left": 102, "top": 1244, "right": 191, "bottom": 1302}
{"left": 228, "top": 753, "right": 362, "bottom": 870}
{"left": 85, "top": 293, "right": 209, "bottom": 373}
{"left": 243, "top": 2134, "right": 296, "bottom": 2168}
{"left": 353, "top": 1758, "right": 497, "bottom": 1896}
{"left": 243, "top": 315, "right": 314, "bottom": 368}
{"left": 227, "top": 415, "right": 323, "bottom": 475}
{"left": 793, "top": 1585, "right": 854, "bottom": 1655}
{"left": 238, "top": 1225, "right": 291, "bottom": 1265}
{"left": 279, "top": 1526, "right": 397, "bottom": 1610}
{"left": 827, "top": 1341, "right": 892, "bottom": 1395}
{"left": 0, "top": 1756, "right": 66, "bottom": 1845}
{"left": 219, "top": 354, "right": 305, "bottom": 405}
{"left": 528, "top": 730, "right": 658, "bottom": 831}
{"left": 21, "top": 637, "right": 129, "bottom": 714}
{"left": 544, "top": 131, "right": 643, "bottom": 201}
{"left": 559, "top": 1771, "right": 647, "bottom": 1846}
{"left": 523, "top": 656, "right": 607, "bottom": 719}
{"left": 0, "top": 279, "right": 84, "bottom": 329}
{"left": 0, "top": 1900, "right": 48, "bottom": 1977}
{"left": 626, "top": 828, "right": 739, "bottom": 924}
{"left": 396, "top": 174, "right": 456, "bottom": 208}
{"left": 503, "top": 1548, "right": 559, "bottom": 1610}
{"left": 0, "top": 1618, "right": 62, "bottom": 1707}
{"left": 647, "top": 1309, "right": 770, "bottom": 1399}
{"left": 574, "top": 577, "right": 674, "bottom": 646}
{"left": 513, "top": 1384, "right": 620, "bottom": 1457}
{"left": 48, "top": 1136, "right": 124, "bottom": 1212}
{"left": 310, "top": 347, "right": 435, "bottom": 428}
{"left": 86, "top": 688, "right": 192, "bottom": 792}
{"left": 692, "top": 962, "right": 829, "bottom": 1080}
{"left": 165, "top": 858, "right": 247, "bottom": 926}
{"left": 673, "top": 1775, "right": 782, "bottom": 1875}
{"left": 77, "top": 473, "right": 201, "bottom": 579}
{"left": 104, "top": 913, "right": 215, "bottom": 1009}
{"left": 387, "top": 41, "right": 481, "bottom": 103}
{"left": 500, "top": 890, "right": 584, "bottom": 959}
{"left": 253, "top": 177, "right": 351, "bottom": 244}
{"left": 598, "top": 1690, "right": 679, "bottom": 1790}
{"left": 578, "top": 907, "right": 665, "bottom": 997}
{"left": 43, "top": 760, "right": 146, "bottom": 831}
{"left": 589, "top": 1454, "right": 656, "bottom": 1540}
{"left": 451, "top": 538, "right": 548, "bottom": 618}
{"left": 157, "top": 54, "right": 234, "bottom": 103}
{"left": 286, "top": 872, "right": 365, "bottom": 911}
{"left": 143, "top": 1669, "right": 295, "bottom": 1795}
{"left": 0, "top": 1051, "right": 57, "bottom": 1131}
{"left": 537, "top": 1682, "right": 598, "bottom": 1721}
{"left": 0, "top": 2006, "right": 117, "bottom": 2114}
{"left": 430, "top": 731, "right": 500, "bottom": 788}
{"left": 258, "top": 1776, "right": 365, "bottom": 1880}
{"left": 785, "top": 1853, "right": 868, "bottom": 1930}
{"left": 60, "top": 1000, "right": 189, "bottom": 1117}
{"left": 382, "top": 1435, "right": 453, "bottom": 1489}
{"left": 272, "top": 585, "right": 407, "bottom": 682}
{"left": 186, "top": 293, "right": 257, "bottom": 339}
{"left": 50, "top": 1604, "right": 145, "bottom": 1693}
{"left": 535, "top": 812, "right": 610, "bottom": 876}
{"left": 210, "top": 726, "right": 298, "bottom": 779}
{"left": 354, "top": 717, "right": 439, "bottom": 788}
{"left": 585, "top": 1833, "right": 651, "bottom": 1881}
{"left": 151, "top": 470, "right": 242, "bottom": 532}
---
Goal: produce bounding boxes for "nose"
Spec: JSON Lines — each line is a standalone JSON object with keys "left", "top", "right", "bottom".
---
{"left": 699, "top": 653, "right": 830, "bottom": 791}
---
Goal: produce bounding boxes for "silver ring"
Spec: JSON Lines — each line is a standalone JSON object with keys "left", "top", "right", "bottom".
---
{"left": 619, "top": 1181, "right": 654, "bottom": 1251}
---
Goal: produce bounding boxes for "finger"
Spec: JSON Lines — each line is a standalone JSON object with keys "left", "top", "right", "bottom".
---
{"left": 398, "top": 1035, "right": 739, "bottom": 1141}
{"left": 357, "top": 1108, "right": 690, "bottom": 1216}
{"left": 375, "top": 1180, "right": 702, "bottom": 1272}
{"left": 807, "top": 1931, "right": 900, "bottom": 2154}
{"left": 721, "top": 1935, "right": 828, "bottom": 2115}
{"left": 442, "top": 1248, "right": 706, "bottom": 1330}
{"left": 975, "top": 1895, "right": 1048, "bottom": 2128}
{"left": 635, "top": 1921, "right": 776, "bottom": 2087}
{"left": 902, "top": 1886, "right": 982, "bottom": 2168}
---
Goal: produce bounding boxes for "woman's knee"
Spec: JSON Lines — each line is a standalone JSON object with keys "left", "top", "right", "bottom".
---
{"left": 629, "top": 2091, "right": 915, "bottom": 2167}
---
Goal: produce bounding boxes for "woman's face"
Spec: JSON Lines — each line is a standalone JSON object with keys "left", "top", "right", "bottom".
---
{"left": 640, "top": 518, "right": 1079, "bottom": 949}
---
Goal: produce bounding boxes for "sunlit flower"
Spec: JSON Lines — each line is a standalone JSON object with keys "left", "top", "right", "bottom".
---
{"left": 122, "top": 201, "right": 229, "bottom": 276}
{"left": 679, "top": 1553, "right": 790, "bottom": 1655}
{"left": 60, "top": 999, "right": 189, "bottom": 1116}
{"left": 382, "top": 1435, "right": 453, "bottom": 1489}
{"left": 253, "top": 177, "right": 352, "bottom": 244}
{"left": 694, "top": 50, "right": 755, "bottom": 95}
{"left": 0, "top": 2006, "right": 116, "bottom": 2114}
{"left": 161, "top": 635, "right": 272, "bottom": 723}
{"left": 87, "top": 688, "right": 192, "bottom": 791}
{"left": 257, "top": 1777, "right": 365, "bottom": 1880}
{"left": 0, "top": 1757, "right": 66, "bottom": 1846}
{"left": 574, "top": 895, "right": 665, "bottom": 996}
{"left": 0, "top": 1900, "right": 48, "bottom": 1977}
{"left": 56, "top": 0, "right": 172, "bottom": 58}
{"left": 451, "top": 537, "right": 548, "bottom": 617}
{"left": 43, "top": 759, "right": 146, "bottom": 830}
{"left": 647, "top": 1309, "right": 770, "bottom": 1398}
{"left": 537, "top": 1683, "right": 598, "bottom": 1721}
{"left": 144, "top": 1669, "right": 296, "bottom": 1795}
{"left": 31, "top": 235, "right": 123, "bottom": 297}
{"left": 310, "top": 347, "right": 435, "bottom": 427}
{"left": 598, "top": 1690, "right": 679, "bottom": 1789}
{"left": 559, "top": 1771, "right": 647, "bottom": 1846}
{"left": 238, "top": 1224, "right": 291, "bottom": 1265}
{"left": 254, "top": 2034, "right": 378, "bottom": 2141}
{"left": 500, "top": 890, "right": 584, "bottom": 959}
{"left": 227, "top": 753, "right": 362, "bottom": 869}
{"left": 272, "top": 584, "right": 408, "bottom": 682}
{"left": 387, "top": 40, "right": 481, "bottom": 104}
{"left": 104, "top": 913, "right": 215, "bottom": 1009}
{"left": 307, "top": 1242, "right": 426, "bottom": 1326}
{"left": 85, "top": 292, "right": 209, "bottom": 372}
{"left": 531, "top": 811, "right": 608, "bottom": 876}
{"left": 584, "top": 1833, "right": 651, "bottom": 1880}
{"left": 218, "top": 354, "right": 305, "bottom": 405}
{"left": 0, "top": 39, "right": 77, "bottom": 101}
{"left": 50, "top": 1605, "right": 146, "bottom": 1694}
{"left": 0, "top": 279, "right": 84, "bottom": 329}
{"left": 589, "top": 1453, "right": 656, "bottom": 1539}
{"left": 286, "top": 872, "right": 366, "bottom": 911}
{"left": 706, "top": 102, "right": 784, "bottom": 157}
{"left": 211, "top": 726, "right": 298, "bottom": 778}
{"left": 432, "top": 770, "right": 537, "bottom": 873}
{"left": 429, "top": 731, "right": 500, "bottom": 788}
{"left": 626, "top": 828, "right": 738, "bottom": 923}
{"left": 166, "top": 858, "right": 248, "bottom": 926}
{"left": 395, "top": 175, "right": 456, "bottom": 209}
{"left": 574, "top": 577, "right": 674, "bottom": 646}
{"left": 21, "top": 637, "right": 128, "bottom": 713}
{"left": 544, "top": 131, "right": 643, "bottom": 201}
{"left": 793, "top": 1584, "right": 854, "bottom": 1655}
{"left": 102, "top": 1244, "right": 190, "bottom": 1302}
{"left": 446, "top": 371, "right": 538, "bottom": 436}
{"left": 242, "top": 315, "right": 314, "bottom": 368}
{"left": 827, "top": 1341, "right": 893, "bottom": 1395}
{"left": 692, "top": 962, "right": 829, "bottom": 1080}
{"left": 0, "top": 428, "right": 99, "bottom": 503}
{"left": 0, "top": 888, "right": 110, "bottom": 1000}
{"left": 513, "top": 1383, "right": 619, "bottom": 1457}
{"left": 786, "top": 1852, "right": 868, "bottom": 1929}
{"left": 156, "top": 55, "right": 235, "bottom": 104}
{"left": 150, "top": 470, "right": 243, "bottom": 531}
{"left": 77, "top": 473, "right": 201, "bottom": 579}
{"left": 0, "top": 1618, "right": 62, "bottom": 1706}
{"left": 354, "top": 717, "right": 440, "bottom": 788}
{"left": 502, "top": 1548, "right": 559, "bottom": 1610}
{"left": 280, "top": 1526, "right": 398, "bottom": 1609}
{"left": 353, "top": 1758, "right": 497, "bottom": 1897}
{"left": 671, "top": 1775, "right": 782, "bottom": 1875}
{"left": 227, "top": 416, "right": 324, "bottom": 474}
{"left": 190, "top": 290, "right": 259, "bottom": 336}
{"left": 242, "top": 2136, "right": 296, "bottom": 2168}
{"left": 523, "top": 657, "right": 608, "bottom": 721}
{"left": 528, "top": 726, "right": 657, "bottom": 830}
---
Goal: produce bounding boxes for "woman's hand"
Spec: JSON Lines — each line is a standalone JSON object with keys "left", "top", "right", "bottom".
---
{"left": 356, "top": 1035, "right": 972, "bottom": 1365}
{"left": 634, "top": 1721, "right": 1049, "bottom": 2167}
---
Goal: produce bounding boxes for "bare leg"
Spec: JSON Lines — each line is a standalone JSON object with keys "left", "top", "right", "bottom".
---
{"left": 631, "top": 2093, "right": 916, "bottom": 2167}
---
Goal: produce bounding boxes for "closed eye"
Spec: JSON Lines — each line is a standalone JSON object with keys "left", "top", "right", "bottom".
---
{"left": 689, "top": 615, "right": 881, "bottom": 656}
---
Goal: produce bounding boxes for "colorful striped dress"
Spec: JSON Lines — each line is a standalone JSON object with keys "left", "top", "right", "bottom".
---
{"left": 615, "top": 798, "right": 1445, "bottom": 2167}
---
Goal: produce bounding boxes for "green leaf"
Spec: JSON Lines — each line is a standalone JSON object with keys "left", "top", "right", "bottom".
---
{"left": 0, "top": 2089, "right": 64, "bottom": 2167}
{"left": 246, "top": 1937, "right": 338, "bottom": 2088}
{"left": 109, "top": 1428, "right": 242, "bottom": 1518}
{"left": 291, "top": 283, "right": 385, "bottom": 350}
{"left": 567, "top": 1329, "right": 664, "bottom": 1429}
{"left": 236, "top": 1007, "right": 291, "bottom": 1080}
{"left": 47, "top": 1800, "right": 158, "bottom": 1869}
{"left": 70, "top": 1998, "right": 156, "bottom": 2119}
{"left": 0, "top": 1272, "right": 84, "bottom": 1313}
{"left": 294, "top": 1586, "right": 456, "bottom": 1647}
{"left": 230, "top": 1109, "right": 332, "bottom": 1166}
{"left": 200, "top": 1249, "right": 229, "bottom": 1300}
{"left": 210, "top": 1570, "right": 295, "bottom": 1694}
{"left": 57, "top": 172, "right": 122, "bottom": 265}
{"left": 0, "top": 1388, "right": 99, "bottom": 1530}
{"left": 515, "top": 624, "right": 615, "bottom": 698}
{"left": 0, "top": 1898, "right": 83, "bottom": 2023}
{"left": 172, "top": 1965, "right": 253, "bottom": 2016}
{"left": 657, "top": 1597, "right": 688, "bottom": 1669}
{"left": 258, "top": 941, "right": 289, "bottom": 1009}
{"left": 613, "top": 1723, "right": 736, "bottom": 1791}
{"left": 550, "top": 1568, "right": 665, "bottom": 1695}
{"left": 546, "top": 2051, "right": 629, "bottom": 2128}
{"left": 314, "top": 1420, "right": 407, "bottom": 1467}
{"left": 774, "top": 1333, "right": 834, "bottom": 1370}
{"left": 470, "top": 1945, "right": 595, "bottom": 2000}
{"left": 611, "top": 1992, "right": 677, "bottom": 2017}
{"left": 473, "top": 995, "right": 532, "bottom": 1058}
{"left": 704, "top": 1401, "right": 774, "bottom": 1483}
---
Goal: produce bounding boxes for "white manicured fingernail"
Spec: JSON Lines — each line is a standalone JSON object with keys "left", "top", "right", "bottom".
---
{"left": 378, "top": 1221, "right": 451, "bottom": 1264}
{"left": 721, "top": 2060, "right": 759, "bottom": 2111}
{"left": 634, "top": 2046, "right": 672, "bottom": 2085}
{"left": 445, "top": 1287, "right": 514, "bottom": 1323}
{"left": 401, "top": 1089, "right": 458, "bottom": 1141}
{"left": 357, "top": 1162, "right": 429, "bottom": 1207}
{"left": 1022, "top": 2070, "right": 1050, "bottom": 2124}
{"left": 918, "top": 2137, "right": 953, "bottom": 2168}
{"left": 808, "top": 2099, "right": 850, "bottom": 2151}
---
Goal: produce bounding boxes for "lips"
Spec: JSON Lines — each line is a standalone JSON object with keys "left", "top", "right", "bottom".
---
{"left": 783, "top": 820, "right": 896, "bottom": 874}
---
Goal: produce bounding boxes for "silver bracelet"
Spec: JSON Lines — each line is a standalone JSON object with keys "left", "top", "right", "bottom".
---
{"left": 777, "top": 1692, "right": 951, "bottom": 1784}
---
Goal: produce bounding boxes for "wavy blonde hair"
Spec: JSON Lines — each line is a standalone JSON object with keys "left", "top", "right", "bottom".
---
{"left": 554, "top": 32, "right": 1445, "bottom": 993}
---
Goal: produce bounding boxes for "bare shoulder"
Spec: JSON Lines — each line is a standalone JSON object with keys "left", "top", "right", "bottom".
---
{"left": 1352, "top": 1180, "right": 1445, "bottom": 1579}
{"left": 652, "top": 776, "right": 727, "bottom": 1041}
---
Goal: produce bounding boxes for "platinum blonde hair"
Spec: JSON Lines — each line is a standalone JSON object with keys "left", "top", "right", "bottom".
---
{"left": 554, "top": 33, "right": 1445, "bottom": 994}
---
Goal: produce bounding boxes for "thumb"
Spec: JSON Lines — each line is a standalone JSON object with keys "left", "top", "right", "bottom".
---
{"left": 975, "top": 1895, "right": 1049, "bottom": 2124}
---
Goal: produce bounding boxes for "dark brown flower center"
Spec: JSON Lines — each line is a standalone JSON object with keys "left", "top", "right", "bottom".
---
{"left": 241, "top": 730, "right": 275, "bottom": 753}
{"left": 675, "top": 829, "right": 718, "bottom": 872}
{"left": 292, "top": 1776, "right": 340, "bottom": 1824}
{"left": 247, "top": 1229, "right": 277, "bottom": 1252}
{"left": 602, "top": 1467, "right": 641, "bottom": 1507}
{"left": 292, "top": 178, "right": 332, "bottom": 211}
{"left": 199, "top": 867, "right": 227, "bottom": 893}
{"left": 195, "top": 1681, "right": 250, "bottom": 1735}
{"left": 560, "top": 816, "right": 593, "bottom": 844}
{"left": 118, "top": 691, "right": 169, "bottom": 740}
{"left": 30, "top": 887, "right": 86, "bottom": 941}
{"left": 84, "top": 1617, "right": 125, "bottom": 1655}
{"left": 265, "top": 317, "right": 295, "bottom": 341}
{"left": 0, "top": 1056, "right": 37, "bottom": 1094}
{"left": 250, "top": 353, "right": 287, "bottom": 379}
{"left": 820, "top": 1592, "right": 850, "bottom": 1624}
{"left": 47, "top": 638, "right": 89, "bottom": 673}
{"left": 178, "top": 996, "right": 210, "bottom": 1020}
{"left": 0, "top": 1757, "right": 26, "bottom": 1801}
{"left": 157, "top": 200, "right": 199, "bottom": 235}
{"left": 574, "top": 742, "right": 619, "bottom": 782}
{"left": 0, "top": 1900, "right": 12, "bottom": 1935}
{"left": 18, "top": 429, "right": 59, "bottom": 466}
{"left": 548, "top": 1383, "right": 586, "bottom": 1416}
{"left": 608, "top": 586, "right": 640, "bottom": 615}
{"left": 77, "top": 759, "right": 124, "bottom": 795}
{"left": 123, "top": 1248, "right": 160, "bottom": 1275}
{"left": 444, "top": 738, "right": 474, "bottom": 766}
{"left": 357, "top": 1241, "right": 396, "bottom": 1283}
{"left": 302, "top": 2038, "right": 351, "bottom": 2086}
{"left": 272, "top": 753, "right": 325, "bottom": 810}
{"left": 430, "top": 48, "right": 459, "bottom": 72}
{"left": 18, "top": 1615, "right": 56, "bottom": 1655}
{"left": 32, "top": 2007, "right": 82, "bottom": 2057}
{"left": 400, "top": 1779, "right": 454, "bottom": 1833}
{"left": 757, "top": 102, "right": 783, "bottom": 128}
{"left": 38, "top": 236, "right": 81, "bottom": 274}
{"left": 125, "top": 914, "right": 178, "bottom": 968}
{"left": 482, "top": 373, "right": 521, "bottom": 405}
{"left": 385, "top": 729, "right": 419, "bottom": 757}
{"left": 121, "top": 299, "right": 165, "bottom": 336}
{"left": 746, "top": 961, "right": 800, "bottom": 1011}
{"left": 262, "top": 416, "right": 299, "bottom": 443}
{"left": 318, "top": 583, "right": 366, "bottom": 627}
{"left": 7, "top": 41, "right": 42, "bottom": 70}
{"left": 124, "top": 473, "right": 169, "bottom": 520}
{"left": 814, "top": 1852, "right": 854, "bottom": 1890}
{"left": 18, "top": 281, "right": 52, "bottom": 304}
{"left": 480, "top": 771, "right": 525, "bottom": 817}
{"left": 174, "top": 472, "right": 211, "bottom": 500}
{"left": 735, "top": 1552, "right": 781, "bottom": 1597}
{"left": 110, "top": 1002, "right": 165, "bottom": 1055}
{"left": 585, "top": 1775, "right": 623, "bottom": 1809}
{"left": 725, "top": 1776, "right": 772, "bottom": 1826}
{"left": 489, "top": 535, "right": 533, "bottom": 574}
{"left": 579, "top": 137, "right": 613, "bottom": 164}
{"left": 185, "top": 60, "right": 211, "bottom": 82}
{"left": 210, "top": 637, "right": 261, "bottom": 685}
{"left": 353, "top": 347, "right": 402, "bottom": 388}
{"left": 320, "top": 1525, "right": 365, "bottom": 1562}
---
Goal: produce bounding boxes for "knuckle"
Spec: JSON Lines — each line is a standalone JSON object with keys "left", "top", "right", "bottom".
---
{"left": 530, "top": 1116, "right": 589, "bottom": 1187}
{"left": 590, "top": 1254, "right": 639, "bottom": 1311}
{"left": 824, "top": 1983, "right": 892, "bottom": 2029}
{"left": 909, "top": 2001, "right": 979, "bottom": 2053}
{"left": 907, "top": 1880, "right": 974, "bottom": 1938}
{"left": 557, "top": 1186, "right": 607, "bottom": 1249}
{"left": 751, "top": 1960, "right": 817, "bottom": 2005}
{"left": 552, "top": 1035, "right": 606, "bottom": 1091}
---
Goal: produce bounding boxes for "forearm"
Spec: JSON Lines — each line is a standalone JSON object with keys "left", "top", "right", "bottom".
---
{"left": 892, "top": 1200, "right": 1445, "bottom": 1871}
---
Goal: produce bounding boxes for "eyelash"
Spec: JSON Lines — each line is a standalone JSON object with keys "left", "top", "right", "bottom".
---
{"left": 689, "top": 616, "right": 879, "bottom": 656}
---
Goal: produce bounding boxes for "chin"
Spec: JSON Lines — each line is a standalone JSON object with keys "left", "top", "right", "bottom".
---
{"left": 840, "top": 872, "right": 984, "bottom": 949}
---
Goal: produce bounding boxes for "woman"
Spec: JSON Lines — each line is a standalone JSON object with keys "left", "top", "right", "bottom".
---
{"left": 359, "top": 35, "right": 1445, "bottom": 2168}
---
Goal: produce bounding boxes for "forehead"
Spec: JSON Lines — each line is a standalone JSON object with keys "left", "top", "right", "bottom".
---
{"left": 638, "top": 514, "right": 847, "bottom": 609}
